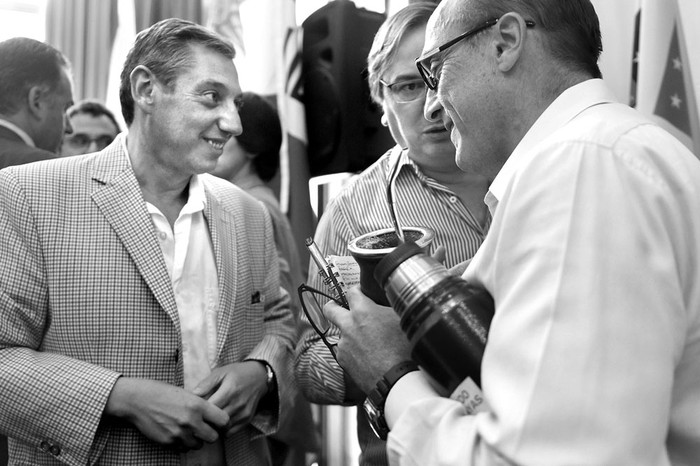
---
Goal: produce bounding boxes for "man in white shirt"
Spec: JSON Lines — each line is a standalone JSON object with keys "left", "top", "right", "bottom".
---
{"left": 0, "top": 18, "right": 297, "bottom": 465}
{"left": 325, "top": 0, "right": 700, "bottom": 465}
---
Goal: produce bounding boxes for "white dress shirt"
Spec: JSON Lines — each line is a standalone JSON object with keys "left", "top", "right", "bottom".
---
{"left": 118, "top": 125, "right": 225, "bottom": 466}
{"left": 146, "top": 177, "right": 224, "bottom": 466}
{"left": 385, "top": 79, "right": 700, "bottom": 465}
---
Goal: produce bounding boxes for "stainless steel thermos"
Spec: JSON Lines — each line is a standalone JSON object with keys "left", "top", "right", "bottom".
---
{"left": 374, "top": 241, "right": 495, "bottom": 394}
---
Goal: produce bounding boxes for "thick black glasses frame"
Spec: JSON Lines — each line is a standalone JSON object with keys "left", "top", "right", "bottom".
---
{"left": 416, "top": 18, "right": 535, "bottom": 90}
{"left": 298, "top": 283, "right": 342, "bottom": 362}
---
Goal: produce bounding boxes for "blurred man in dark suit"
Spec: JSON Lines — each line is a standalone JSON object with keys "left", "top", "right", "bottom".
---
{"left": 0, "top": 37, "right": 73, "bottom": 168}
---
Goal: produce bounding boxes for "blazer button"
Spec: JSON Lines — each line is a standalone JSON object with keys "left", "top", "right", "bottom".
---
{"left": 39, "top": 440, "right": 50, "bottom": 452}
{"left": 49, "top": 444, "right": 61, "bottom": 456}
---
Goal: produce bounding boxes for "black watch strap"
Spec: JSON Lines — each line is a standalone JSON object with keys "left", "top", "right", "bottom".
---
{"left": 379, "top": 360, "right": 419, "bottom": 395}
{"left": 363, "top": 360, "right": 419, "bottom": 440}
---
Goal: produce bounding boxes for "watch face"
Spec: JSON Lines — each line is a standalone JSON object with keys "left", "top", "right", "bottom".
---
{"left": 363, "top": 397, "right": 389, "bottom": 440}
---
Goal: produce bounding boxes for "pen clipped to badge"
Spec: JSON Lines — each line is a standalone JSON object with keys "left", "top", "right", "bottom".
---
{"left": 305, "top": 237, "right": 349, "bottom": 309}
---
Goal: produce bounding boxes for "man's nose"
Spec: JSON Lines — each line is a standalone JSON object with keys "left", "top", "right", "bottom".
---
{"left": 219, "top": 100, "right": 242, "bottom": 137}
{"left": 423, "top": 88, "right": 443, "bottom": 123}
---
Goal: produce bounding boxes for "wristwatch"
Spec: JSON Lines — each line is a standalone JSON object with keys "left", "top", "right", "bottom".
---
{"left": 363, "top": 360, "right": 419, "bottom": 440}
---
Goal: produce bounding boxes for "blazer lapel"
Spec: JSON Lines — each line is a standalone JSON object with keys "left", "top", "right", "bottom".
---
{"left": 89, "top": 139, "right": 180, "bottom": 329}
{"left": 204, "top": 187, "right": 240, "bottom": 361}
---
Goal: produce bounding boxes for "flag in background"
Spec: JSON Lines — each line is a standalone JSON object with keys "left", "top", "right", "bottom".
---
{"left": 651, "top": 23, "right": 691, "bottom": 136}
{"left": 280, "top": 25, "right": 308, "bottom": 215}
{"left": 635, "top": 0, "right": 699, "bottom": 155}
{"left": 676, "top": 0, "right": 700, "bottom": 152}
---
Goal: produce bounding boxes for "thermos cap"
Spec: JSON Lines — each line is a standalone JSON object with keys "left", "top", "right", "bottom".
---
{"left": 374, "top": 240, "right": 424, "bottom": 288}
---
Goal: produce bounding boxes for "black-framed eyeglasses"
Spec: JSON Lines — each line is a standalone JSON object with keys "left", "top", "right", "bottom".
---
{"left": 416, "top": 17, "right": 536, "bottom": 90}
{"left": 379, "top": 78, "right": 427, "bottom": 103}
{"left": 298, "top": 283, "right": 342, "bottom": 362}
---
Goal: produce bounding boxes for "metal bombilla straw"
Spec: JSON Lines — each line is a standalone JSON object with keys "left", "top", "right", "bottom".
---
{"left": 386, "top": 154, "right": 405, "bottom": 243}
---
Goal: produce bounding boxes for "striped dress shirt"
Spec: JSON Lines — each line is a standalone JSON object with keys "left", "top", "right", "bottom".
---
{"left": 295, "top": 145, "right": 489, "bottom": 465}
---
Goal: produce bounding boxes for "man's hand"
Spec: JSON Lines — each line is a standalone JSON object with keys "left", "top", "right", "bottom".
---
{"left": 105, "top": 377, "right": 229, "bottom": 451}
{"left": 192, "top": 361, "right": 268, "bottom": 436}
{"left": 324, "top": 286, "right": 412, "bottom": 394}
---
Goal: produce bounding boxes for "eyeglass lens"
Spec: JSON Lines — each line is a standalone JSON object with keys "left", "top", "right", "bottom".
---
{"left": 301, "top": 291, "right": 331, "bottom": 334}
{"left": 299, "top": 286, "right": 341, "bottom": 361}
{"left": 388, "top": 79, "right": 427, "bottom": 103}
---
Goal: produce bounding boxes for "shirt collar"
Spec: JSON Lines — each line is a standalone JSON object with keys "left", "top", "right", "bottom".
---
{"left": 485, "top": 78, "right": 618, "bottom": 214}
{"left": 0, "top": 118, "right": 36, "bottom": 147}
{"left": 183, "top": 174, "right": 207, "bottom": 214}
{"left": 386, "top": 145, "right": 430, "bottom": 185}
{"left": 121, "top": 134, "right": 208, "bottom": 213}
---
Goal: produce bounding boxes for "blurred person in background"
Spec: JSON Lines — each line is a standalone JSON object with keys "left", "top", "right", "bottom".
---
{"left": 61, "top": 99, "right": 120, "bottom": 156}
{"left": 294, "top": 3, "right": 490, "bottom": 465}
{"left": 0, "top": 37, "right": 73, "bottom": 168}
{"left": 211, "top": 91, "right": 320, "bottom": 466}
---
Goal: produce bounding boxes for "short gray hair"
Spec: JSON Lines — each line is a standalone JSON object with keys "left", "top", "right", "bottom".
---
{"left": 119, "top": 18, "right": 235, "bottom": 126}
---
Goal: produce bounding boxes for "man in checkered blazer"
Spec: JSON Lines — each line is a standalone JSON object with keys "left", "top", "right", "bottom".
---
{"left": 0, "top": 18, "right": 297, "bottom": 465}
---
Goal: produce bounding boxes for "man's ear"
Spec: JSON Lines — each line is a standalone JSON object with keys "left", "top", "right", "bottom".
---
{"left": 130, "top": 65, "right": 156, "bottom": 115}
{"left": 492, "top": 13, "right": 529, "bottom": 73}
{"left": 26, "top": 85, "right": 48, "bottom": 120}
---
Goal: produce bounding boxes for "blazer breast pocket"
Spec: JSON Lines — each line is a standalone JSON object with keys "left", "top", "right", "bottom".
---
{"left": 229, "top": 297, "right": 266, "bottom": 355}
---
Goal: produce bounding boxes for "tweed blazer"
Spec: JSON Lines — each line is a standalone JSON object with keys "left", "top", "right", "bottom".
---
{"left": 0, "top": 126, "right": 58, "bottom": 169}
{"left": 0, "top": 136, "right": 297, "bottom": 465}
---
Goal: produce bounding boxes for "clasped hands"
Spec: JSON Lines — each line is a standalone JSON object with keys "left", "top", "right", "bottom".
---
{"left": 105, "top": 360, "right": 268, "bottom": 452}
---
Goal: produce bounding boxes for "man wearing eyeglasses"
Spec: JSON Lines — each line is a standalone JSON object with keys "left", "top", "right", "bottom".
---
{"left": 61, "top": 99, "right": 121, "bottom": 157}
{"left": 326, "top": 0, "right": 700, "bottom": 464}
{"left": 295, "top": 3, "right": 490, "bottom": 466}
